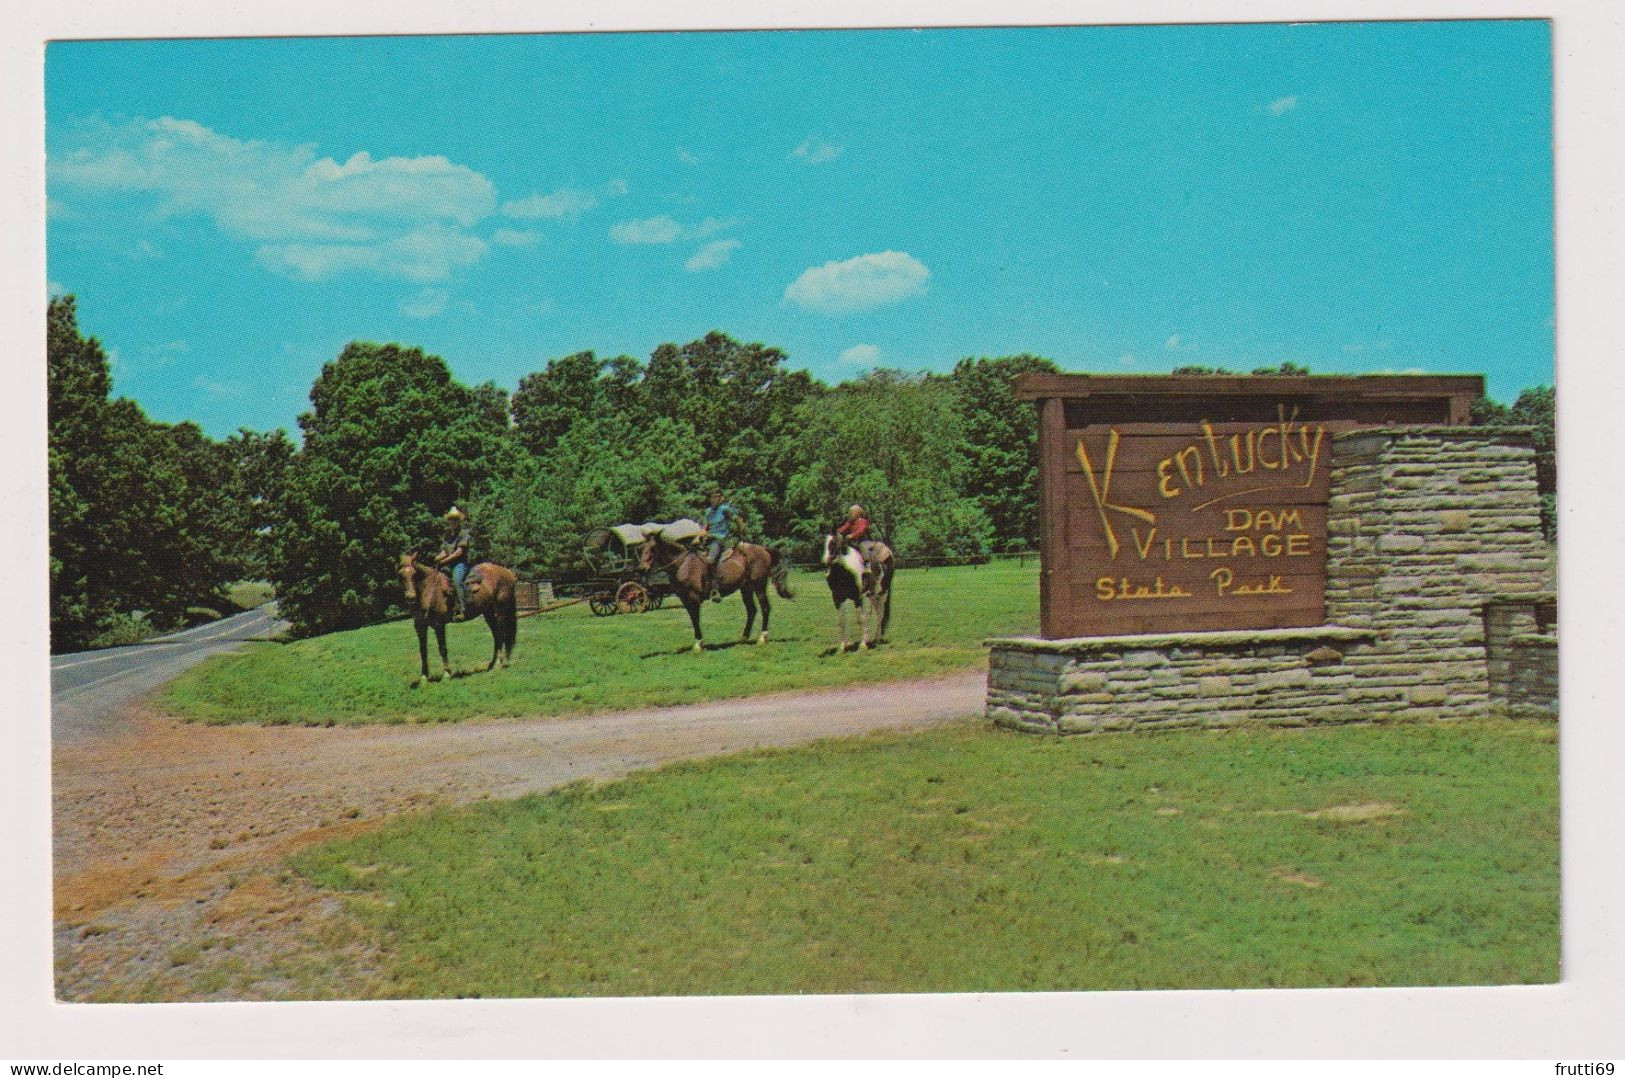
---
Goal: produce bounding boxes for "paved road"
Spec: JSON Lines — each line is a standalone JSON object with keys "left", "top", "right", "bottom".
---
{"left": 51, "top": 605, "right": 287, "bottom": 743}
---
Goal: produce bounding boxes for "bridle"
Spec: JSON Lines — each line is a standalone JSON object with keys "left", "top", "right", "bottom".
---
{"left": 640, "top": 535, "right": 693, "bottom": 578}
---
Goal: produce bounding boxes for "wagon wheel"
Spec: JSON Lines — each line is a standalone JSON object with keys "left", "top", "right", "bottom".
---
{"left": 588, "top": 591, "right": 618, "bottom": 616}
{"left": 616, "top": 580, "right": 650, "bottom": 615}
{"left": 648, "top": 592, "right": 665, "bottom": 611}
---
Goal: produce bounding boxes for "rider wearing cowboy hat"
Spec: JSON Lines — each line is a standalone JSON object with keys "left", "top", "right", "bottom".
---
{"left": 435, "top": 506, "right": 473, "bottom": 619}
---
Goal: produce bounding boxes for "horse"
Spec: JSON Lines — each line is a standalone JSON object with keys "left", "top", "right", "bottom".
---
{"left": 821, "top": 532, "right": 894, "bottom": 652}
{"left": 396, "top": 553, "right": 518, "bottom": 682}
{"left": 636, "top": 528, "right": 794, "bottom": 653}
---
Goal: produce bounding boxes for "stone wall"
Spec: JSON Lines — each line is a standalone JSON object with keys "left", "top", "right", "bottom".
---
{"left": 1482, "top": 593, "right": 1558, "bottom": 719}
{"left": 986, "top": 627, "right": 1383, "bottom": 734}
{"left": 1321, "top": 426, "right": 1548, "bottom": 718}
{"left": 1505, "top": 633, "right": 1558, "bottom": 720}
{"left": 986, "top": 427, "right": 1550, "bottom": 733}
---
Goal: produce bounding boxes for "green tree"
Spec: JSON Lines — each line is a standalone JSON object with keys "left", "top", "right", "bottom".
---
{"left": 271, "top": 341, "right": 514, "bottom": 636}
{"left": 786, "top": 370, "right": 992, "bottom": 561}
{"left": 945, "top": 354, "right": 1059, "bottom": 551}
{"left": 511, "top": 351, "right": 611, "bottom": 455}
{"left": 474, "top": 413, "right": 711, "bottom": 579}
{"left": 637, "top": 332, "right": 823, "bottom": 537}
{"left": 48, "top": 296, "right": 245, "bottom": 647}
{"left": 220, "top": 428, "right": 296, "bottom": 580}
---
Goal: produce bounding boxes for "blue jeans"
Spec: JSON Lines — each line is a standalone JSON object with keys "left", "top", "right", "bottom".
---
{"left": 451, "top": 562, "right": 468, "bottom": 608}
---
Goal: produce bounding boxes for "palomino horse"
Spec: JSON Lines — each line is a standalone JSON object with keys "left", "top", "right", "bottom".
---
{"left": 822, "top": 532, "right": 894, "bottom": 652}
{"left": 637, "top": 528, "right": 794, "bottom": 653}
{"left": 397, "top": 553, "right": 518, "bottom": 682}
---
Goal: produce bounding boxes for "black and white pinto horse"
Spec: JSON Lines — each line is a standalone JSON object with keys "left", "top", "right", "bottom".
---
{"left": 821, "top": 532, "right": 894, "bottom": 652}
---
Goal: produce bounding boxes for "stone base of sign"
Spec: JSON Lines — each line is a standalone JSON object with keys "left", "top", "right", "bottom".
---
{"left": 987, "top": 425, "right": 1551, "bottom": 734}
{"left": 985, "top": 626, "right": 1426, "bottom": 734}
{"left": 1505, "top": 633, "right": 1558, "bottom": 720}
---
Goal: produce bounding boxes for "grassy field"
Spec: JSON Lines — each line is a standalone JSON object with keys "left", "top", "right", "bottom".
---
{"left": 154, "top": 562, "right": 1037, "bottom": 725}
{"left": 289, "top": 716, "right": 1559, "bottom": 998}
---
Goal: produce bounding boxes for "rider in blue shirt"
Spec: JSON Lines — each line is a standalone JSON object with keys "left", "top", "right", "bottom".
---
{"left": 702, "top": 490, "right": 742, "bottom": 602}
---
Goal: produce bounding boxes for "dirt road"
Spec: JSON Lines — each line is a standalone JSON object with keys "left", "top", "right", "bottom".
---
{"left": 53, "top": 671, "right": 984, "bottom": 1000}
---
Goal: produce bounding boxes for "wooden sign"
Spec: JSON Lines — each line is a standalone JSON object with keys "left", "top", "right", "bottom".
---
{"left": 1017, "top": 375, "right": 1482, "bottom": 638}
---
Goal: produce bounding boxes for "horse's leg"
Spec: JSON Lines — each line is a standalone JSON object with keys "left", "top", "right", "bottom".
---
{"left": 685, "top": 595, "right": 703, "bottom": 654}
{"left": 857, "top": 593, "right": 871, "bottom": 649}
{"left": 836, "top": 600, "right": 849, "bottom": 653}
{"left": 757, "top": 581, "right": 770, "bottom": 645}
{"left": 879, "top": 575, "right": 893, "bottom": 640}
{"left": 435, "top": 621, "right": 451, "bottom": 679}
{"left": 415, "top": 621, "right": 430, "bottom": 682}
{"left": 740, "top": 587, "right": 757, "bottom": 641}
{"left": 484, "top": 610, "right": 500, "bottom": 671}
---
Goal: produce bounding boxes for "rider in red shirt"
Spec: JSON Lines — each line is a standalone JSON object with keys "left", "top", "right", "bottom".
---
{"left": 836, "top": 504, "right": 873, "bottom": 580}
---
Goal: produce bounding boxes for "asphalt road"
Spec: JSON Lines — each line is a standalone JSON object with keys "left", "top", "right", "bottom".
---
{"left": 50, "top": 605, "right": 288, "bottom": 743}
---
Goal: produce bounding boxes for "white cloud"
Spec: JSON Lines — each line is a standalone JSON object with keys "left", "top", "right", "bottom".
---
{"left": 676, "top": 148, "right": 702, "bottom": 166}
{"left": 490, "top": 228, "right": 543, "bottom": 247}
{"left": 256, "top": 223, "right": 486, "bottom": 283}
{"left": 191, "top": 373, "right": 243, "bottom": 398}
{"left": 1267, "top": 95, "right": 1299, "bottom": 116}
{"left": 690, "top": 216, "right": 734, "bottom": 239}
{"left": 502, "top": 179, "right": 625, "bottom": 220}
{"left": 1117, "top": 354, "right": 1137, "bottom": 367}
{"left": 784, "top": 251, "right": 930, "bottom": 315}
{"left": 50, "top": 116, "right": 497, "bottom": 281}
{"left": 790, "top": 138, "right": 843, "bottom": 164}
{"left": 839, "top": 343, "right": 881, "bottom": 366}
{"left": 610, "top": 215, "right": 684, "bottom": 245}
{"left": 134, "top": 238, "right": 165, "bottom": 260}
{"left": 398, "top": 287, "right": 451, "bottom": 318}
{"left": 611, "top": 214, "right": 736, "bottom": 247}
{"left": 48, "top": 280, "right": 64, "bottom": 296}
{"left": 685, "top": 238, "right": 741, "bottom": 272}
{"left": 1165, "top": 334, "right": 1194, "bottom": 350}
{"left": 1371, "top": 366, "right": 1430, "bottom": 375}
{"left": 138, "top": 339, "right": 190, "bottom": 368}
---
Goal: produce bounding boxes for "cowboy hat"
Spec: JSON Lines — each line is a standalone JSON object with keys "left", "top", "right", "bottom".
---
{"left": 444, "top": 506, "right": 466, "bottom": 520}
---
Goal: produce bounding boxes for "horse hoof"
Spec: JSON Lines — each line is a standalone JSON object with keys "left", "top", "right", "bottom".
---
{"left": 693, "top": 642, "right": 703, "bottom": 654}
{"left": 860, "top": 641, "right": 871, "bottom": 650}
{"left": 757, "top": 633, "right": 768, "bottom": 645}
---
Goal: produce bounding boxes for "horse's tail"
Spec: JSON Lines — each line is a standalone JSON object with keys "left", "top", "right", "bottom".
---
{"left": 769, "top": 547, "right": 795, "bottom": 599}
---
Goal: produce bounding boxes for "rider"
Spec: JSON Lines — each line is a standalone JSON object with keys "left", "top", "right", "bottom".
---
{"left": 435, "top": 506, "right": 473, "bottom": 619}
{"left": 701, "top": 490, "right": 742, "bottom": 602}
{"left": 836, "top": 503, "right": 874, "bottom": 584}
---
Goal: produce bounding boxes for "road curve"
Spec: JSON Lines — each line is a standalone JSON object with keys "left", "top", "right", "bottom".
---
{"left": 51, "top": 605, "right": 287, "bottom": 744}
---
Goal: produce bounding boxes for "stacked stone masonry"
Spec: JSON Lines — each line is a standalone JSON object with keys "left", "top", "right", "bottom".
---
{"left": 1482, "top": 593, "right": 1558, "bottom": 720}
{"left": 988, "top": 427, "right": 1551, "bottom": 733}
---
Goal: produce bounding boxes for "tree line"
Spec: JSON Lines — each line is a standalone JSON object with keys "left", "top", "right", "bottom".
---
{"left": 47, "top": 295, "right": 1556, "bottom": 647}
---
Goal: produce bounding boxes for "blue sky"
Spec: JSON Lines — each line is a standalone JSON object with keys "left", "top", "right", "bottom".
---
{"left": 46, "top": 21, "right": 1553, "bottom": 438}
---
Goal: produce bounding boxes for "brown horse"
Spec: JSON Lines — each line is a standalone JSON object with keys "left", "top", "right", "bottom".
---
{"left": 822, "top": 532, "right": 895, "bottom": 651}
{"left": 637, "top": 529, "right": 794, "bottom": 653}
{"left": 397, "top": 553, "right": 518, "bottom": 682}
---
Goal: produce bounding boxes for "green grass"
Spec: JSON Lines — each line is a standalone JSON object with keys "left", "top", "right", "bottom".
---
{"left": 290, "top": 717, "right": 1559, "bottom": 998}
{"left": 154, "top": 562, "right": 1038, "bottom": 725}
{"left": 227, "top": 580, "right": 277, "bottom": 611}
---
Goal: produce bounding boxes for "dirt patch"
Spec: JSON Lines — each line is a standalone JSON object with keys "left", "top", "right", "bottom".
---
{"left": 1255, "top": 801, "right": 1406, "bottom": 824}
{"left": 53, "top": 672, "right": 983, "bottom": 1001}
{"left": 1304, "top": 802, "right": 1405, "bottom": 822}
{"left": 1268, "top": 868, "right": 1326, "bottom": 889}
